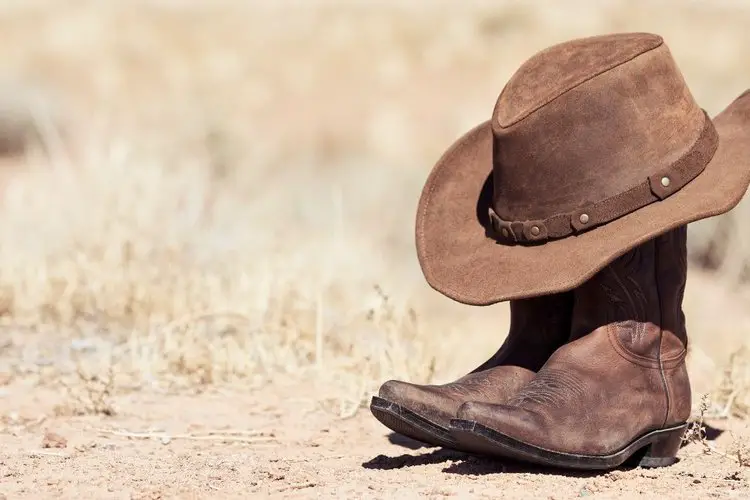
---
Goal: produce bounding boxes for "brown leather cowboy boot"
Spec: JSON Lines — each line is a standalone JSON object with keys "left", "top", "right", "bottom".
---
{"left": 370, "top": 291, "right": 573, "bottom": 451}
{"left": 450, "top": 226, "right": 691, "bottom": 469}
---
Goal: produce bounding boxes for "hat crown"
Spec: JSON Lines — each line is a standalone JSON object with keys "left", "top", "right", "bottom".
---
{"left": 490, "top": 33, "right": 707, "bottom": 226}
{"left": 495, "top": 33, "right": 663, "bottom": 128}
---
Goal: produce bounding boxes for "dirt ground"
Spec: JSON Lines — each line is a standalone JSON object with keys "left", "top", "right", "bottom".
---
{"left": 1, "top": 269, "right": 750, "bottom": 499}
{"left": 0, "top": 373, "right": 749, "bottom": 500}
{"left": 2, "top": 3, "right": 750, "bottom": 499}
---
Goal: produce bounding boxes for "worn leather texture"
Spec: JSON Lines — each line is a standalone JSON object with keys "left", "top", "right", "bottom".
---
{"left": 377, "top": 292, "right": 573, "bottom": 429}
{"left": 414, "top": 32, "right": 750, "bottom": 305}
{"left": 456, "top": 227, "right": 691, "bottom": 455}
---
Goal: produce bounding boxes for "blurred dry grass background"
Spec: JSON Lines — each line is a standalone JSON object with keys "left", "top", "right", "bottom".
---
{"left": 1, "top": 0, "right": 750, "bottom": 414}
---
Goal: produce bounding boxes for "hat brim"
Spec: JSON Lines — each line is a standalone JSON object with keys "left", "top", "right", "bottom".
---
{"left": 415, "top": 90, "right": 750, "bottom": 305}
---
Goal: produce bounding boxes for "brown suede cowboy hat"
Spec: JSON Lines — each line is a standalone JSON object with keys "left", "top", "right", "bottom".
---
{"left": 416, "top": 32, "right": 750, "bottom": 305}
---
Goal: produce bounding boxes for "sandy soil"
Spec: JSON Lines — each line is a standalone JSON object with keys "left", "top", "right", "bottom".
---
{"left": 1, "top": 4, "right": 750, "bottom": 499}
{"left": 0, "top": 269, "right": 749, "bottom": 499}
{"left": 1, "top": 374, "right": 749, "bottom": 500}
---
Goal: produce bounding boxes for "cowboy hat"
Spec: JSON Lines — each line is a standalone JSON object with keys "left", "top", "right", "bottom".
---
{"left": 416, "top": 32, "right": 750, "bottom": 305}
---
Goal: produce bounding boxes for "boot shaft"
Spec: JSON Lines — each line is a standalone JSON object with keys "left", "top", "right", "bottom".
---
{"left": 455, "top": 226, "right": 693, "bottom": 458}
{"left": 473, "top": 292, "right": 574, "bottom": 373}
{"left": 654, "top": 225, "right": 689, "bottom": 351}
{"left": 570, "top": 226, "right": 688, "bottom": 358}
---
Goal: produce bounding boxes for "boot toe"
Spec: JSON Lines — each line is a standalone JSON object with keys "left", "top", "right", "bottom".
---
{"left": 456, "top": 401, "right": 545, "bottom": 445}
{"left": 378, "top": 379, "right": 410, "bottom": 401}
{"left": 377, "top": 380, "right": 457, "bottom": 428}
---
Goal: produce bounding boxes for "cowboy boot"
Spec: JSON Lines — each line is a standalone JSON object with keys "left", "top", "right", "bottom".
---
{"left": 450, "top": 226, "right": 691, "bottom": 469}
{"left": 370, "top": 291, "right": 573, "bottom": 451}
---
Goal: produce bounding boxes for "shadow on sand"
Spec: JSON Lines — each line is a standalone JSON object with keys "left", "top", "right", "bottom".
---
{"left": 362, "top": 424, "right": 725, "bottom": 477}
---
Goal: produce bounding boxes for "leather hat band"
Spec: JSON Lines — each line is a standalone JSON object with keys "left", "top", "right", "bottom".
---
{"left": 488, "top": 110, "right": 719, "bottom": 245}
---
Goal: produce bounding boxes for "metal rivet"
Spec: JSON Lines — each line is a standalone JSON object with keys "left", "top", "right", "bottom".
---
{"left": 501, "top": 228, "right": 510, "bottom": 238}
{"left": 530, "top": 226, "right": 540, "bottom": 236}
{"left": 661, "top": 176, "right": 671, "bottom": 187}
{"left": 579, "top": 213, "right": 589, "bottom": 224}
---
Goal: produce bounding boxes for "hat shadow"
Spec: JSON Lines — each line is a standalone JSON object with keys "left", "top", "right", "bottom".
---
{"left": 475, "top": 171, "right": 546, "bottom": 247}
{"left": 475, "top": 171, "right": 494, "bottom": 239}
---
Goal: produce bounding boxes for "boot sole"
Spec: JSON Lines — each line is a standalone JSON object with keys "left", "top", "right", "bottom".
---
{"left": 449, "top": 419, "right": 687, "bottom": 470}
{"left": 369, "top": 396, "right": 459, "bottom": 449}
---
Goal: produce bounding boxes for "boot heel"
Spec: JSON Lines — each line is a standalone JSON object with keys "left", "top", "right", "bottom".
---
{"left": 638, "top": 425, "right": 687, "bottom": 468}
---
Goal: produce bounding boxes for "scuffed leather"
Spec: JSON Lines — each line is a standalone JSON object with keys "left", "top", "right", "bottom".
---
{"left": 457, "top": 227, "right": 691, "bottom": 455}
{"left": 492, "top": 40, "right": 705, "bottom": 222}
{"left": 415, "top": 32, "right": 750, "bottom": 306}
{"left": 378, "top": 292, "right": 573, "bottom": 428}
{"left": 495, "top": 33, "right": 663, "bottom": 127}
{"left": 488, "top": 111, "right": 718, "bottom": 244}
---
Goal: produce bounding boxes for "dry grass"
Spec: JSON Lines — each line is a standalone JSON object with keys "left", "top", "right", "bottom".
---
{"left": 0, "top": 0, "right": 749, "bottom": 415}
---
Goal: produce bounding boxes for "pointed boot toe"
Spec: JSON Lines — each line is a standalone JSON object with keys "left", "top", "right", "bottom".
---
{"left": 370, "top": 380, "right": 460, "bottom": 449}
{"left": 376, "top": 379, "right": 456, "bottom": 427}
{"left": 370, "top": 367, "right": 545, "bottom": 452}
{"left": 454, "top": 401, "right": 542, "bottom": 432}
{"left": 377, "top": 379, "right": 416, "bottom": 405}
{"left": 376, "top": 379, "right": 406, "bottom": 401}
{"left": 370, "top": 359, "right": 564, "bottom": 451}
{"left": 450, "top": 402, "right": 549, "bottom": 462}
{"left": 369, "top": 292, "right": 574, "bottom": 452}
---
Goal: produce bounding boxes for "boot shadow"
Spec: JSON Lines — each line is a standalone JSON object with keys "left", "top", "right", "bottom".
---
{"left": 442, "top": 453, "right": 645, "bottom": 478}
{"left": 362, "top": 448, "right": 466, "bottom": 470}
{"left": 699, "top": 423, "right": 724, "bottom": 442}
{"left": 386, "top": 432, "right": 434, "bottom": 450}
